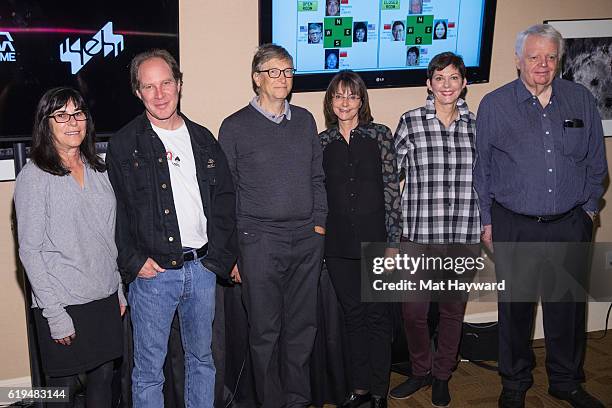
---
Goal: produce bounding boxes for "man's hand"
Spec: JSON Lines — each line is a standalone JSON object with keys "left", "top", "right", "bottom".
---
{"left": 481, "top": 224, "right": 493, "bottom": 253}
{"left": 137, "top": 257, "right": 165, "bottom": 279}
{"left": 314, "top": 225, "right": 326, "bottom": 235}
{"left": 54, "top": 332, "right": 76, "bottom": 346}
{"left": 230, "top": 264, "right": 242, "bottom": 284}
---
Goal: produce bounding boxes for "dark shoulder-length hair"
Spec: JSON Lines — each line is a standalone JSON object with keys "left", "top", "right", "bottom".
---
{"left": 30, "top": 87, "right": 105, "bottom": 176}
{"left": 323, "top": 70, "right": 373, "bottom": 129}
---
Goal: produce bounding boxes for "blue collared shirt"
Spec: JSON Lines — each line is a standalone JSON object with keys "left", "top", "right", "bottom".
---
{"left": 474, "top": 78, "right": 607, "bottom": 225}
{"left": 249, "top": 96, "right": 291, "bottom": 124}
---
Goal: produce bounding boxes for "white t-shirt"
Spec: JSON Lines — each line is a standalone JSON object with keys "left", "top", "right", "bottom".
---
{"left": 152, "top": 122, "right": 208, "bottom": 248}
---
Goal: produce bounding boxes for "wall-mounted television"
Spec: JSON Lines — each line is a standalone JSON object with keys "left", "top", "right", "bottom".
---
{"left": 260, "top": 0, "right": 497, "bottom": 92}
{"left": 0, "top": 0, "right": 179, "bottom": 141}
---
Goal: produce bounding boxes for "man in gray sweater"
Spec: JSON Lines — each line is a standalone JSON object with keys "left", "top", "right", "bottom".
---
{"left": 219, "top": 44, "right": 327, "bottom": 407}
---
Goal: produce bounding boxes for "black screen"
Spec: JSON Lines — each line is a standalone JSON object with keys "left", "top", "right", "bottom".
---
{"left": 0, "top": 0, "right": 179, "bottom": 140}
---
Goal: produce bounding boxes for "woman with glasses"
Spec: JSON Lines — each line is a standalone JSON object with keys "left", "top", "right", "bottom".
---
{"left": 14, "top": 87, "right": 125, "bottom": 407}
{"left": 319, "top": 70, "right": 401, "bottom": 408}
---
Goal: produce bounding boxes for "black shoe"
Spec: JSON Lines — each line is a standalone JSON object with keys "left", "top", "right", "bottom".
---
{"left": 371, "top": 395, "right": 387, "bottom": 408}
{"left": 389, "top": 374, "right": 432, "bottom": 399}
{"left": 498, "top": 388, "right": 526, "bottom": 408}
{"left": 549, "top": 386, "right": 605, "bottom": 408}
{"left": 341, "top": 392, "right": 372, "bottom": 408}
{"left": 432, "top": 378, "right": 451, "bottom": 407}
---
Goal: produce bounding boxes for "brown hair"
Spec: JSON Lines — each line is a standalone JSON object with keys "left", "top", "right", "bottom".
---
{"left": 427, "top": 52, "right": 467, "bottom": 99}
{"left": 251, "top": 44, "right": 294, "bottom": 94}
{"left": 323, "top": 70, "right": 373, "bottom": 129}
{"left": 129, "top": 49, "right": 183, "bottom": 96}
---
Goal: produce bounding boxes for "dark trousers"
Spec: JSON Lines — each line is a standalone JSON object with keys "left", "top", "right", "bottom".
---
{"left": 326, "top": 257, "right": 392, "bottom": 396}
{"left": 46, "top": 361, "right": 114, "bottom": 408}
{"left": 400, "top": 243, "right": 478, "bottom": 380}
{"left": 402, "top": 301, "right": 466, "bottom": 380}
{"left": 238, "top": 222, "right": 324, "bottom": 408}
{"left": 492, "top": 202, "right": 590, "bottom": 392}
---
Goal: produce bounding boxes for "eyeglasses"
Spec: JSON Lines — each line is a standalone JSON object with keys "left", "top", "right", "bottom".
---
{"left": 333, "top": 94, "right": 361, "bottom": 102}
{"left": 257, "top": 68, "right": 296, "bottom": 78}
{"left": 48, "top": 111, "right": 88, "bottom": 123}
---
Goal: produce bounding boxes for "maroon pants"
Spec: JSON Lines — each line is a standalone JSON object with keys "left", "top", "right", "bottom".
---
{"left": 400, "top": 242, "right": 479, "bottom": 380}
{"left": 402, "top": 300, "right": 466, "bottom": 380}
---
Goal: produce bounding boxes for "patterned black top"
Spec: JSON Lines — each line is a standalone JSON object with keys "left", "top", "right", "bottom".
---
{"left": 394, "top": 95, "right": 480, "bottom": 244}
{"left": 320, "top": 122, "right": 401, "bottom": 258}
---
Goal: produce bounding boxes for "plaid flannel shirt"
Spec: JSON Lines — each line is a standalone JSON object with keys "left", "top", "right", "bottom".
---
{"left": 394, "top": 95, "right": 480, "bottom": 244}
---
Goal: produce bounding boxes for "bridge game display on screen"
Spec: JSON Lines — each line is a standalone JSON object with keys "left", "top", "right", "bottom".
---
{"left": 262, "top": 0, "right": 496, "bottom": 91}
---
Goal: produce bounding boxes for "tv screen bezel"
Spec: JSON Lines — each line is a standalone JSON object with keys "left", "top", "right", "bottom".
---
{"left": 259, "top": 0, "right": 497, "bottom": 92}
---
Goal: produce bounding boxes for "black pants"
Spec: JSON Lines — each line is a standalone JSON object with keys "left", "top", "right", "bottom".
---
{"left": 46, "top": 361, "right": 114, "bottom": 407}
{"left": 492, "top": 202, "right": 591, "bottom": 392}
{"left": 238, "top": 222, "right": 324, "bottom": 408}
{"left": 326, "top": 257, "right": 392, "bottom": 396}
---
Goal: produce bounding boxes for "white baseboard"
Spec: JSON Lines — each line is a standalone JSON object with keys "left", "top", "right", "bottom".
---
{"left": 0, "top": 375, "right": 31, "bottom": 388}
{"left": 0, "top": 159, "right": 15, "bottom": 181}
{"left": 464, "top": 310, "right": 498, "bottom": 324}
{"left": 464, "top": 302, "right": 611, "bottom": 340}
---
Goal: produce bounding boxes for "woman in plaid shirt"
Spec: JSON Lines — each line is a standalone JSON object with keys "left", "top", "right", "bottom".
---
{"left": 389, "top": 52, "right": 481, "bottom": 406}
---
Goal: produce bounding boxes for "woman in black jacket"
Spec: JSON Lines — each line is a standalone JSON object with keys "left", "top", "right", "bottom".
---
{"left": 319, "top": 70, "right": 401, "bottom": 408}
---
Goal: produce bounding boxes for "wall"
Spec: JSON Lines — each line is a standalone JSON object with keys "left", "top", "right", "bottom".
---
{"left": 1, "top": 0, "right": 611, "bottom": 382}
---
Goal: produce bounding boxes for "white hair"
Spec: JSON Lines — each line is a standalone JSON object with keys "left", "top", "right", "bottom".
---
{"left": 515, "top": 24, "right": 564, "bottom": 58}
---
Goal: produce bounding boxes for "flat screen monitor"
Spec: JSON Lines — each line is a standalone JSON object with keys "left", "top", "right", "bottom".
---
{"left": 260, "top": 0, "right": 497, "bottom": 92}
{"left": 0, "top": 0, "right": 179, "bottom": 141}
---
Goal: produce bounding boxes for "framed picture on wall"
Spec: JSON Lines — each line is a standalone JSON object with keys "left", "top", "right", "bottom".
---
{"left": 545, "top": 18, "right": 612, "bottom": 136}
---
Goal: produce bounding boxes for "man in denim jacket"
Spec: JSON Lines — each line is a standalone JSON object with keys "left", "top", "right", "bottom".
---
{"left": 106, "top": 49, "right": 237, "bottom": 408}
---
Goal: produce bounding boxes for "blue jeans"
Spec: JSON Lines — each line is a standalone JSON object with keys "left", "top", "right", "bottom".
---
{"left": 129, "top": 258, "right": 216, "bottom": 408}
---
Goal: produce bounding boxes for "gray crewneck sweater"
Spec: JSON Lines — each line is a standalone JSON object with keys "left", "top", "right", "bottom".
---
{"left": 219, "top": 104, "right": 327, "bottom": 228}
{"left": 14, "top": 162, "right": 125, "bottom": 339}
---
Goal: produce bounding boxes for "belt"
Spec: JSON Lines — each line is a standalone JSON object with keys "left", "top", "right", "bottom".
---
{"left": 494, "top": 201, "right": 577, "bottom": 223}
{"left": 182, "top": 243, "right": 208, "bottom": 261}
{"left": 520, "top": 209, "right": 575, "bottom": 223}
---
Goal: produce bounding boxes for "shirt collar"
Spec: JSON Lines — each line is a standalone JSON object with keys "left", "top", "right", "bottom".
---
{"left": 425, "top": 94, "right": 471, "bottom": 123}
{"left": 514, "top": 77, "right": 557, "bottom": 104}
{"left": 326, "top": 124, "right": 369, "bottom": 142}
{"left": 326, "top": 127, "right": 344, "bottom": 142}
{"left": 250, "top": 96, "right": 292, "bottom": 123}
